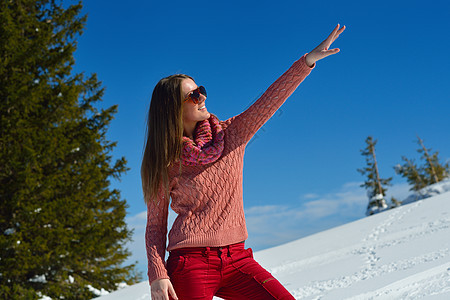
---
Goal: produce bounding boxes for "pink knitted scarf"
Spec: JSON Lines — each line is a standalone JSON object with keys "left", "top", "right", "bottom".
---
{"left": 181, "top": 114, "right": 224, "bottom": 166}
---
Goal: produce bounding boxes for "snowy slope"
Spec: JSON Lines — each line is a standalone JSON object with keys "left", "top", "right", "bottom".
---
{"left": 95, "top": 189, "right": 450, "bottom": 300}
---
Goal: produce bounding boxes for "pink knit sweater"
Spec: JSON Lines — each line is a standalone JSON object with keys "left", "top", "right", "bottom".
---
{"left": 146, "top": 53, "right": 315, "bottom": 283}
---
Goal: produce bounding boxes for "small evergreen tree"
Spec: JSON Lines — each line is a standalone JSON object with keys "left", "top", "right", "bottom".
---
{"left": 394, "top": 156, "right": 427, "bottom": 192}
{"left": 0, "top": 1, "right": 139, "bottom": 299}
{"left": 390, "top": 196, "right": 401, "bottom": 208}
{"left": 357, "top": 136, "right": 392, "bottom": 215}
{"left": 395, "top": 136, "right": 450, "bottom": 194}
{"left": 416, "top": 135, "right": 449, "bottom": 184}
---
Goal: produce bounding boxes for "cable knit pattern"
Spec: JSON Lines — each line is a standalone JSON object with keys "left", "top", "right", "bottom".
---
{"left": 181, "top": 114, "right": 224, "bottom": 166}
{"left": 145, "top": 53, "right": 315, "bottom": 284}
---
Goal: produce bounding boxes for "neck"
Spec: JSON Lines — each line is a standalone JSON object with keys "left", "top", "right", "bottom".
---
{"left": 183, "top": 121, "right": 197, "bottom": 140}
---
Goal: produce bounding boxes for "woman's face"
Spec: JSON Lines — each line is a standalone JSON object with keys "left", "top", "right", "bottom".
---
{"left": 181, "top": 78, "right": 210, "bottom": 126}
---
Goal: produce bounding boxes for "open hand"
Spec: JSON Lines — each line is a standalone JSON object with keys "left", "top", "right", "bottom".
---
{"left": 305, "top": 24, "right": 346, "bottom": 67}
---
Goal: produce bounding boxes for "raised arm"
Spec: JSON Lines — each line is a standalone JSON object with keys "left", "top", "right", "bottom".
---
{"left": 226, "top": 54, "right": 315, "bottom": 144}
{"left": 224, "top": 24, "right": 345, "bottom": 144}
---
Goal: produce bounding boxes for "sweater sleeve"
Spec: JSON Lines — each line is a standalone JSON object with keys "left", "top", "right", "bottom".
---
{"left": 145, "top": 189, "right": 170, "bottom": 284}
{"left": 225, "top": 53, "right": 315, "bottom": 144}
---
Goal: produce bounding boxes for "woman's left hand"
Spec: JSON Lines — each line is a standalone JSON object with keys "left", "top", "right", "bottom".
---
{"left": 305, "top": 24, "right": 346, "bottom": 67}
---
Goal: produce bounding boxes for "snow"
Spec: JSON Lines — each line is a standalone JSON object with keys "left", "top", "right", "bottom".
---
{"left": 366, "top": 193, "right": 389, "bottom": 216}
{"left": 4, "top": 228, "right": 15, "bottom": 235}
{"left": 37, "top": 292, "right": 52, "bottom": 300}
{"left": 94, "top": 183, "right": 450, "bottom": 299}
{"left": 402, "top": 178, "right": 450, "bottom": 205}
{"left": 87, "top": 284, "right": 109, "bottom": 296}
{"left": 29, "top": 275, "right": 47, "bottom": 283}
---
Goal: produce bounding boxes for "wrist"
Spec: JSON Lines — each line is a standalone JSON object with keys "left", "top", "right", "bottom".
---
{"left": 305, "top": 53, "right": 315, "bottom": 68}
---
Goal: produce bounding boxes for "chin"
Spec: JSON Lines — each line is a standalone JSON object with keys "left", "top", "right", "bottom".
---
{"left": 202, "top": 111, "right": 211, "bottom": 120}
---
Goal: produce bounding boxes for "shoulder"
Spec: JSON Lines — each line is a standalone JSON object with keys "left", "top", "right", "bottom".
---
{"left": 219, "top": 116, "right": 236, "bottom": 130}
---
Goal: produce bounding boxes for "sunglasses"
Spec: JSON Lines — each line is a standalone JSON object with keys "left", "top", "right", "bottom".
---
{"left": 184, "top": 86, "right": 207, "bottom": 104}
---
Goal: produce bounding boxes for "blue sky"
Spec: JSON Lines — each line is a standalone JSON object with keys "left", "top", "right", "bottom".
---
{"left": 71, "top": 0, "right": 450, "bottom": 274}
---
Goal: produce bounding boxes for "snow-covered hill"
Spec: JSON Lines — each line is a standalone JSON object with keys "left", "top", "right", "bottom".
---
{"left": 95, "top": 186, "right": 450, "bottom": 299}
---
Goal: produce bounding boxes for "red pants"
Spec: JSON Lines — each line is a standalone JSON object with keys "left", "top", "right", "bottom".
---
{"left": 167, "top": 242, "right": 295, "bottom": 300}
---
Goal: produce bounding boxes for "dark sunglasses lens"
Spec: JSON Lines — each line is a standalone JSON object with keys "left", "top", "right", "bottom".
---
{"left": 191, "top": 90, "right": 200, "bottom": 103}
{"left": 199, "top": 86, "right": 207, "bottom": 97}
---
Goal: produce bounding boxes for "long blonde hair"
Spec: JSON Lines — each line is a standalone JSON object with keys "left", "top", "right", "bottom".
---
{"left": 141, "top": 74, "right": 193, "bottom": 204}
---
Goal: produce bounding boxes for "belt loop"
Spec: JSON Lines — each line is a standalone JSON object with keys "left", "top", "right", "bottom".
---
{"left": 204, "top": 246, "right": 210, "bottom": 257}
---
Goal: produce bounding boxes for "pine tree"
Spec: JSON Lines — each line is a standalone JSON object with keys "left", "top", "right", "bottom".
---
{"left": 394, "top": 156, "right": 428, "bottom": 192}
{"left": 0, "top": 1, "right": 139, "bottom": 299}
{"left": 357, "top": 136, "right": 392, "bottom": 215}
{"left": 416, "top": 135, "right": 449, "bottom": 184}
{"left": 395, "top": 137, "right": 450, "bottom": 195}
{"left": 390, "top": 196, "right": 401, "bottom": 208}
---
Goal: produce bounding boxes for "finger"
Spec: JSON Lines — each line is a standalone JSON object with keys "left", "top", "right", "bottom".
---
{"left": 313, "top": 24, "right": 344, "bottom": 53}
{"left": 168, "top": 284, "right": 178, "bottom": 300}
{"left": 153, "top": 291, "right": 164, "bottom": 300}
{"left": 323, "top": 48, "right": 340, "bottom": 57}
{"left": 326, "top": 24, "right": 341, "bottom": 43}
{"left": 320, "top": 25, "right": 339, "bottom": 50}
{"left": 331, "top": 25, "right": 346, "bottom": 44}
{"left": 152, "top": 294, "right": 161, "bottom": 300}
{"left": 164, "top": 289, "right": 170, "bottom": 300}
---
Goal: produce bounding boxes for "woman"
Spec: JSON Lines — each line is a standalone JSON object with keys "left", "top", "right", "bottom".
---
{"left": 142, "top": 24, "right": 346, "bottom": 300}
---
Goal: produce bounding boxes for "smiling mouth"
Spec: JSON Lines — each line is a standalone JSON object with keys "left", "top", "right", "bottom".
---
{"left": 198, "top": 105, "right": 206, "bottom": 110}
